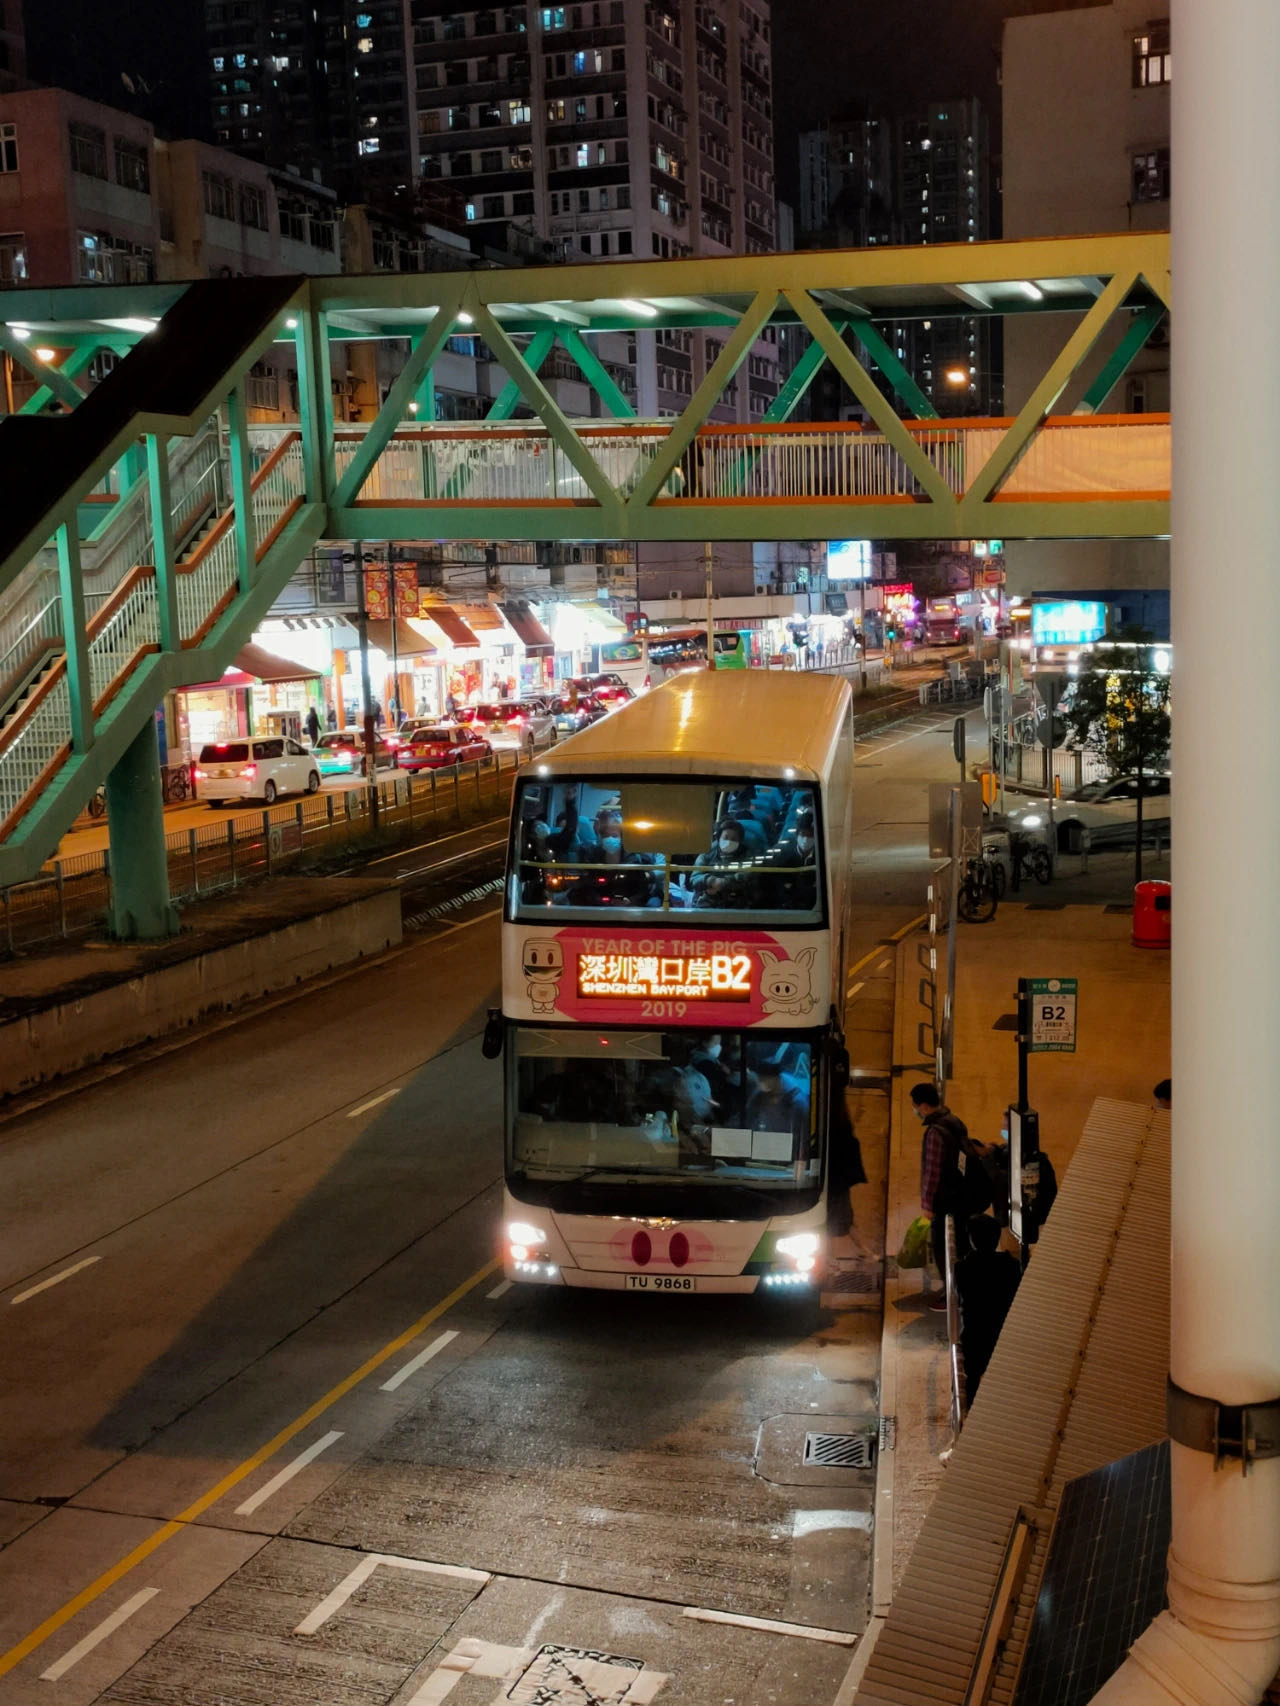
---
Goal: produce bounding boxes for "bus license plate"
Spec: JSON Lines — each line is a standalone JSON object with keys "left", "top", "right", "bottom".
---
{"left": 626, "top": 1274, "right": 695, "bottom": 1292}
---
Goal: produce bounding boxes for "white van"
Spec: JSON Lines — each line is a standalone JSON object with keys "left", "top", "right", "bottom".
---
{"left": 195, "top": 737, "right": 321, "bottom": 807}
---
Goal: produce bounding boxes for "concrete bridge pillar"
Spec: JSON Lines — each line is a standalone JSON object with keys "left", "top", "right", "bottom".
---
{"left": 105, "top": 717, "right": 178, "bottom": 941}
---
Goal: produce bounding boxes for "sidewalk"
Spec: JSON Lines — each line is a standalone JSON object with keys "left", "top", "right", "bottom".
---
{"left": 865, "top": 898, "right": 1171, "bottom": 1622}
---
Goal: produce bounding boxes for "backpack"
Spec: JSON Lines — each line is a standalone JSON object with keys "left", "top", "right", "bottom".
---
{"left": 930, "top": 1114, "right": 994, "bottom": 1219}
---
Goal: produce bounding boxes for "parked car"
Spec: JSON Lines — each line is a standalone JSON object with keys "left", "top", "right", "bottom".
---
{"left": 1003, "top": 773, "right": 1171, "bottom": 852}
{"left": 569, "top": 673, "right": 636, "bottom": 709}
{"left": 550, "top": 692, "right": 608, "bottom": 736}
{"left": 398, "top": 724, "right": 494, "bottom": 770}
{"left": 195, "top": 737, "right": 320, "bottom": 806}
{"left": 312, "top": 730, "right": 399, "bottom": 778}
{"left": 457, "top": 700, "right": 556, "bottom": 752}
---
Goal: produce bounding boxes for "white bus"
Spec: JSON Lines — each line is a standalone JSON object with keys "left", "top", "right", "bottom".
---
{"left": 495, "top": 671, "right": 854, "bottom": 1294}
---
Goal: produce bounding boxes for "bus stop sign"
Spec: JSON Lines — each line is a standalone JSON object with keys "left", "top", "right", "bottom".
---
{"left": 1029, "top": 977, "right": 1078, "bottom": 1051}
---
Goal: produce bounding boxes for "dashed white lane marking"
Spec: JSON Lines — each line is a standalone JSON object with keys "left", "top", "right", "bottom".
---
{"left": 346, "top": 1087, "right": 401, "bottom": 1119}
{"left": 234, "top": 1430, "right": 343, "bottom": 1516}
{"left": 486, "top": 1280, "right": 513, "bottom": 1299}
{"left": 380, "top": 1329, "right": 459, "bottom": 1392}
{"left": 296, "top": 1555, "right": 490, "bottom": 1636}
{"left": 39, "top": 1588, "right": 159, "bottom": 1681}
{"left": 11, "top": 1257, "right": 100, "bottom": 1306}
{"left": 681, "top": 1606, "right": 857, "bottom": 1645}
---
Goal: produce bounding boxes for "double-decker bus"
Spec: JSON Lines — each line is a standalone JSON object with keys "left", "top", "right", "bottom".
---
{"left": 495, "top": 671, "right": 854, "bottom": 1294}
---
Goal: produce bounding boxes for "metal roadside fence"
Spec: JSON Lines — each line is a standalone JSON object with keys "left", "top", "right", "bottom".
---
{"left": 0, "top": 750, "right": 522, "bottom": 957}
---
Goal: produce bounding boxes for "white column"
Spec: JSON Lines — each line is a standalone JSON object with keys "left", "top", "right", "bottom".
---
{"left": 1092, "top": 2, "right": 1280, "bottom": 1698}
{"left": 1092, "top": 6, "right": 1280, "bottom": 1699}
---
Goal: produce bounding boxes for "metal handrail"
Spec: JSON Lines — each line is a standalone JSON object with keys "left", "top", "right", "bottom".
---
{"left": 517, "top": 853, "right": 819, "bottom": 913}
{"left": 944, "top": 1212, "right": 968, "bottom": 1440}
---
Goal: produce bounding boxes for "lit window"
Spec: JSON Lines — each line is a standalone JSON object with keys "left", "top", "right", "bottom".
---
{"left": 233, "top": 52, "right": 247, "bottom": 67}
{"left": 576, "top": 142, "right": 588, "bottom": 166}
{"left": 212, "top": 54, "right": 225, "bottom": 71}
{"left": 356, "top": 9, "right": 372, "bottom": 21}
{"left": 357, "top": 36, "right": 373, "bottom": 52}
{"left": 358, "top": 137, "right": 381, "bottom": 153}
{"left": 465, "top": 201, "right": 477, "bottom": 220}
{"left": 1133, "top": 22, "right": 1171, "bottom": 86}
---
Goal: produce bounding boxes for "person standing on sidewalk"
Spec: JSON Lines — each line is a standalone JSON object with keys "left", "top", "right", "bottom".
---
{"left": 910, "top": 1081, "right": 992, "bottom": 1305}
{"left": 305, "top": 705, "right": 321, "bottom": 747}
{"left": 955, "top": 1213, "right": 1021, "bottom": 1401}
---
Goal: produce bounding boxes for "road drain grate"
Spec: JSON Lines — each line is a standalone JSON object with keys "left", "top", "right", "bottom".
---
{"left": 825, "top": 1265, "right": 879, "bottom": 1294}
{"left": 803, "top": 1431, "right": 876, "bottom": 1469}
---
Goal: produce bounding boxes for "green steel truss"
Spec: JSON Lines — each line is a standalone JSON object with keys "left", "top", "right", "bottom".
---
{"left": 0, "top": 231, "right": 1170, "bottom": 892}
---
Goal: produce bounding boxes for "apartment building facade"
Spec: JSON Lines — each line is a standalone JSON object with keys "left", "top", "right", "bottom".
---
{"left": 1001, "top": 0, "right": 1170, "bottom": 623}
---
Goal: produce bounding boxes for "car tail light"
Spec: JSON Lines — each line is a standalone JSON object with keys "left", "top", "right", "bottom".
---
{"left": 631, "top": 1230, "right": 652, "bottom": 1266}
{"left": 510, "top": 714, "right": 525, "bottom": 724}
{"left": 669, "top": 1231, "right": 689, "bottom": 1268}
{"left": 238, "top": 764, "right": 257, "bottom": 778}
{"left": 339, "top": 748, "right": 354, "bottom": 759}
{"left": 193, "top": 767, "right": 207, "bottom": 780}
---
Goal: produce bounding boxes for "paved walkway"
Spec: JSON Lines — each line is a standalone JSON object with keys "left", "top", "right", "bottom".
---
{"left": 838, "top": 896, "right": 1172, "bottom": 1697}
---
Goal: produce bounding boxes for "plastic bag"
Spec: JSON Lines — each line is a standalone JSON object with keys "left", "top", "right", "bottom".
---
{"left": 896, "top": 1214, "right": 931, "bottom": 1270}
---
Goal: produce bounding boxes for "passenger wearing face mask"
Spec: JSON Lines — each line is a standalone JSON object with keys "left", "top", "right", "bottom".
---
{"left": 691, "top": 818, "right": 757, "bottom": 908}
{"left": 519, "top": 785, "right": 581, "bottom": 903}
{"left": 566, "top": 807, "right": 658, "bottom": 907}
{"left": 763, "top": 807, "right": 818, "bottom": 910}
{"left": 690, "top": 1032, "right": 740, "bottom": 1114}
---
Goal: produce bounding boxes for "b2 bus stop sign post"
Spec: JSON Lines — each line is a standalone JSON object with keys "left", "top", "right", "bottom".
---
{"left": 1008, "top": 976, "right": 1078, "bottom": 1256}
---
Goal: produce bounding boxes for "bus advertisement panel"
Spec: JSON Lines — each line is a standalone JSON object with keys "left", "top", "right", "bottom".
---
{"left": 493, "top": 672, "right": 854, "bottom": 1296}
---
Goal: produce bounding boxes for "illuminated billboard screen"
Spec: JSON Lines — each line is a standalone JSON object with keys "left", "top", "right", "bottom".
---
{"left": 827, "top": 540, "right": 872, "bottom": 580}
{"left": 1031, "top": 600, "right": 1108, "bottom": 647}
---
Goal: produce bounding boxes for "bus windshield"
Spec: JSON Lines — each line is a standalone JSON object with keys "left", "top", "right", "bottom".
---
{"left": 508, "top": 1027, "right": 820, "bottom": 1201}
{"left": 510, "top": 776, "right": 822, "bottom": 922}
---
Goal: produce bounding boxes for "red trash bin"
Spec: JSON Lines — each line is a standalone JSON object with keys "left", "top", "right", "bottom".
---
{"left": 1133, "top": 880, "right": 1171, "bottom": 948}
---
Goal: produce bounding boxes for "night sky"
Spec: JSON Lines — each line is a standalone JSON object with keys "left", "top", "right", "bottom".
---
{"left": 27, "top": 0, "right": 1077, "bottom": 197}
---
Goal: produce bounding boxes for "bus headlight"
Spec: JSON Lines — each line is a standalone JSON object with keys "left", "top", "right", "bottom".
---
{"left": 776, "top": 1232, "right": 820, "bottom": 1260}
{"left": 508, "top": 1221, "right": 547, "bottom": 1246}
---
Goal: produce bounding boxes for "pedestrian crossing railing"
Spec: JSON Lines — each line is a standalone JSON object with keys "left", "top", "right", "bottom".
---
{"left": 0, "top": 432, "right": 305, "bottom": 840}
{"left": 0, "top": 422, "right": 223, "bottom": 716}
{"left": 328, "top": 414, "right": 1170, "bottom": 511}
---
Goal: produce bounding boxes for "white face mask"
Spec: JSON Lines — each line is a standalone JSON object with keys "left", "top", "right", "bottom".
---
{"left": 719, "top": 837, "right": 740, "bottom": 855}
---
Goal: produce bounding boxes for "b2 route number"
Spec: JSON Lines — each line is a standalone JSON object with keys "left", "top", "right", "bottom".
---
{"left": 1040, "top": 1004, "right": 1068, "bottom": 1022}
{"left": 641, "top": 1000, "right": 687, "bottom": 1018}
{"left": 625, "top": 1274, "right": 694, "bottom": 1291}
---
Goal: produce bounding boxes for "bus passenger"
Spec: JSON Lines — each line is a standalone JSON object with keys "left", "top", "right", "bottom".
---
{"left": 745, "top": 1043, "right": 809, "bottom": 1151}
{"left": 762, "top": 807, "right": 818, "bottom": 909}
{"left": 691, "top": 819, "right": 757, "bottom": 908}
{"left": 566, "top": 807, "right": 658, "bottom": 907}
{"left": 519, "top": 785, "right": 581, "bottom": 903}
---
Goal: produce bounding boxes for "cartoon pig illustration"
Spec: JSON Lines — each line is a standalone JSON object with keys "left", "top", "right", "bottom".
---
{"left": 523, "top": 938, "right": 564, "bottom": 1014}
{"left": 759, "top": 946, "right": 818, "bottom": 1016}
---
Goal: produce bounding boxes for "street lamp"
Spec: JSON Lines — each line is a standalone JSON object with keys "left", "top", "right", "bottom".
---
{"left": 944, "top": 366, "right": 968, "bottom": 387}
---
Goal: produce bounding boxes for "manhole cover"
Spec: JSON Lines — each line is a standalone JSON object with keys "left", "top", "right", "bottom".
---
{"left": 803, "top": 1431, "right": 876, "bottom": 1469}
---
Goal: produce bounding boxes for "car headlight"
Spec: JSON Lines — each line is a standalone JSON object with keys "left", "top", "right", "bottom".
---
{"left": 1021, "top": 814, "right": 1043, "bottom": 830}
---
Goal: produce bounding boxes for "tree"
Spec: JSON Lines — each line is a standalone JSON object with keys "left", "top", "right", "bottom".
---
{"left": 1061, "top": 630, "right": 1172, "bottom": 881}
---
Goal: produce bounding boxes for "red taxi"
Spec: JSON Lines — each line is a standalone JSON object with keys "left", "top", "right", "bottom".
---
{"left": 398, "top": 724, "right": 494, "bottom": 770}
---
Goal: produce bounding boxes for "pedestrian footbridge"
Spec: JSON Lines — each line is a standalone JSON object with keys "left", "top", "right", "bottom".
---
{"left": 0, "top": 232, "right": 1169, "bottom": 915}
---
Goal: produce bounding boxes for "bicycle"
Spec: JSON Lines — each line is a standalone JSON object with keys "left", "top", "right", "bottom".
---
{"left": 165, "top": 763, "right": 192, "bottom": 804}
{"left": 957, "top": 854, "right": 999, "bottom": 923}
{"left": 1009, "top": 830, "right": 1052, "bottom": 888}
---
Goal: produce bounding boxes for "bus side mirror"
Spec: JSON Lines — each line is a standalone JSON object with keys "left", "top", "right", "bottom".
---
{"left": 482, "top": 1009, "right": 504, "bottom": 1060}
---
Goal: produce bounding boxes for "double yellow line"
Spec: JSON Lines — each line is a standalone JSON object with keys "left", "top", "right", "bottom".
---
{"left": 0, "top": 1257, "right": 499, "bottom": 1680}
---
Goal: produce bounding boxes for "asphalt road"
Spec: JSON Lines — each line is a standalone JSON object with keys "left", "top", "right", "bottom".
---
{"left": 0, "top": 706, "right": 964, "bottom": 1706}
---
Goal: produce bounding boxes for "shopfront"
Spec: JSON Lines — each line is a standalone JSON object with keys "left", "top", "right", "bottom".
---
{"left": 172, "top": 643, "right": 322, "bottom": 756}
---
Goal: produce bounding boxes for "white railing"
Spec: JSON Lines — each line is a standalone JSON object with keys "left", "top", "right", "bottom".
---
{"left": 327, "top": 415, "right": 1169, "bottom": 508}
{"left": 0, "top": 423, "right": 223, "bottom": 710}
{"left": 0, "top": 434, "right": 306, "bottom": 836}
{"left": 0, "top": 674, "right": 73, "bottom": 827}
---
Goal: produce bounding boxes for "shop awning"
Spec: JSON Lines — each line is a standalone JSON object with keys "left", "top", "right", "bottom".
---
{"left": 458, "top": 603, "right": 506, "bottom": 632}
{"left": 418, "top": 603, "right": 480, "bottom": 648}
{"left": 364, "top": 619, "right": 438, "bottom": 658}
{"left": 184, "top": 644, "right": 323, "bottom": 691}
{"left": 499, "top": 602, "right": 555, "bottom": 656}
{"left": 572, "top": 601, "right": 627, "bottom": 633}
